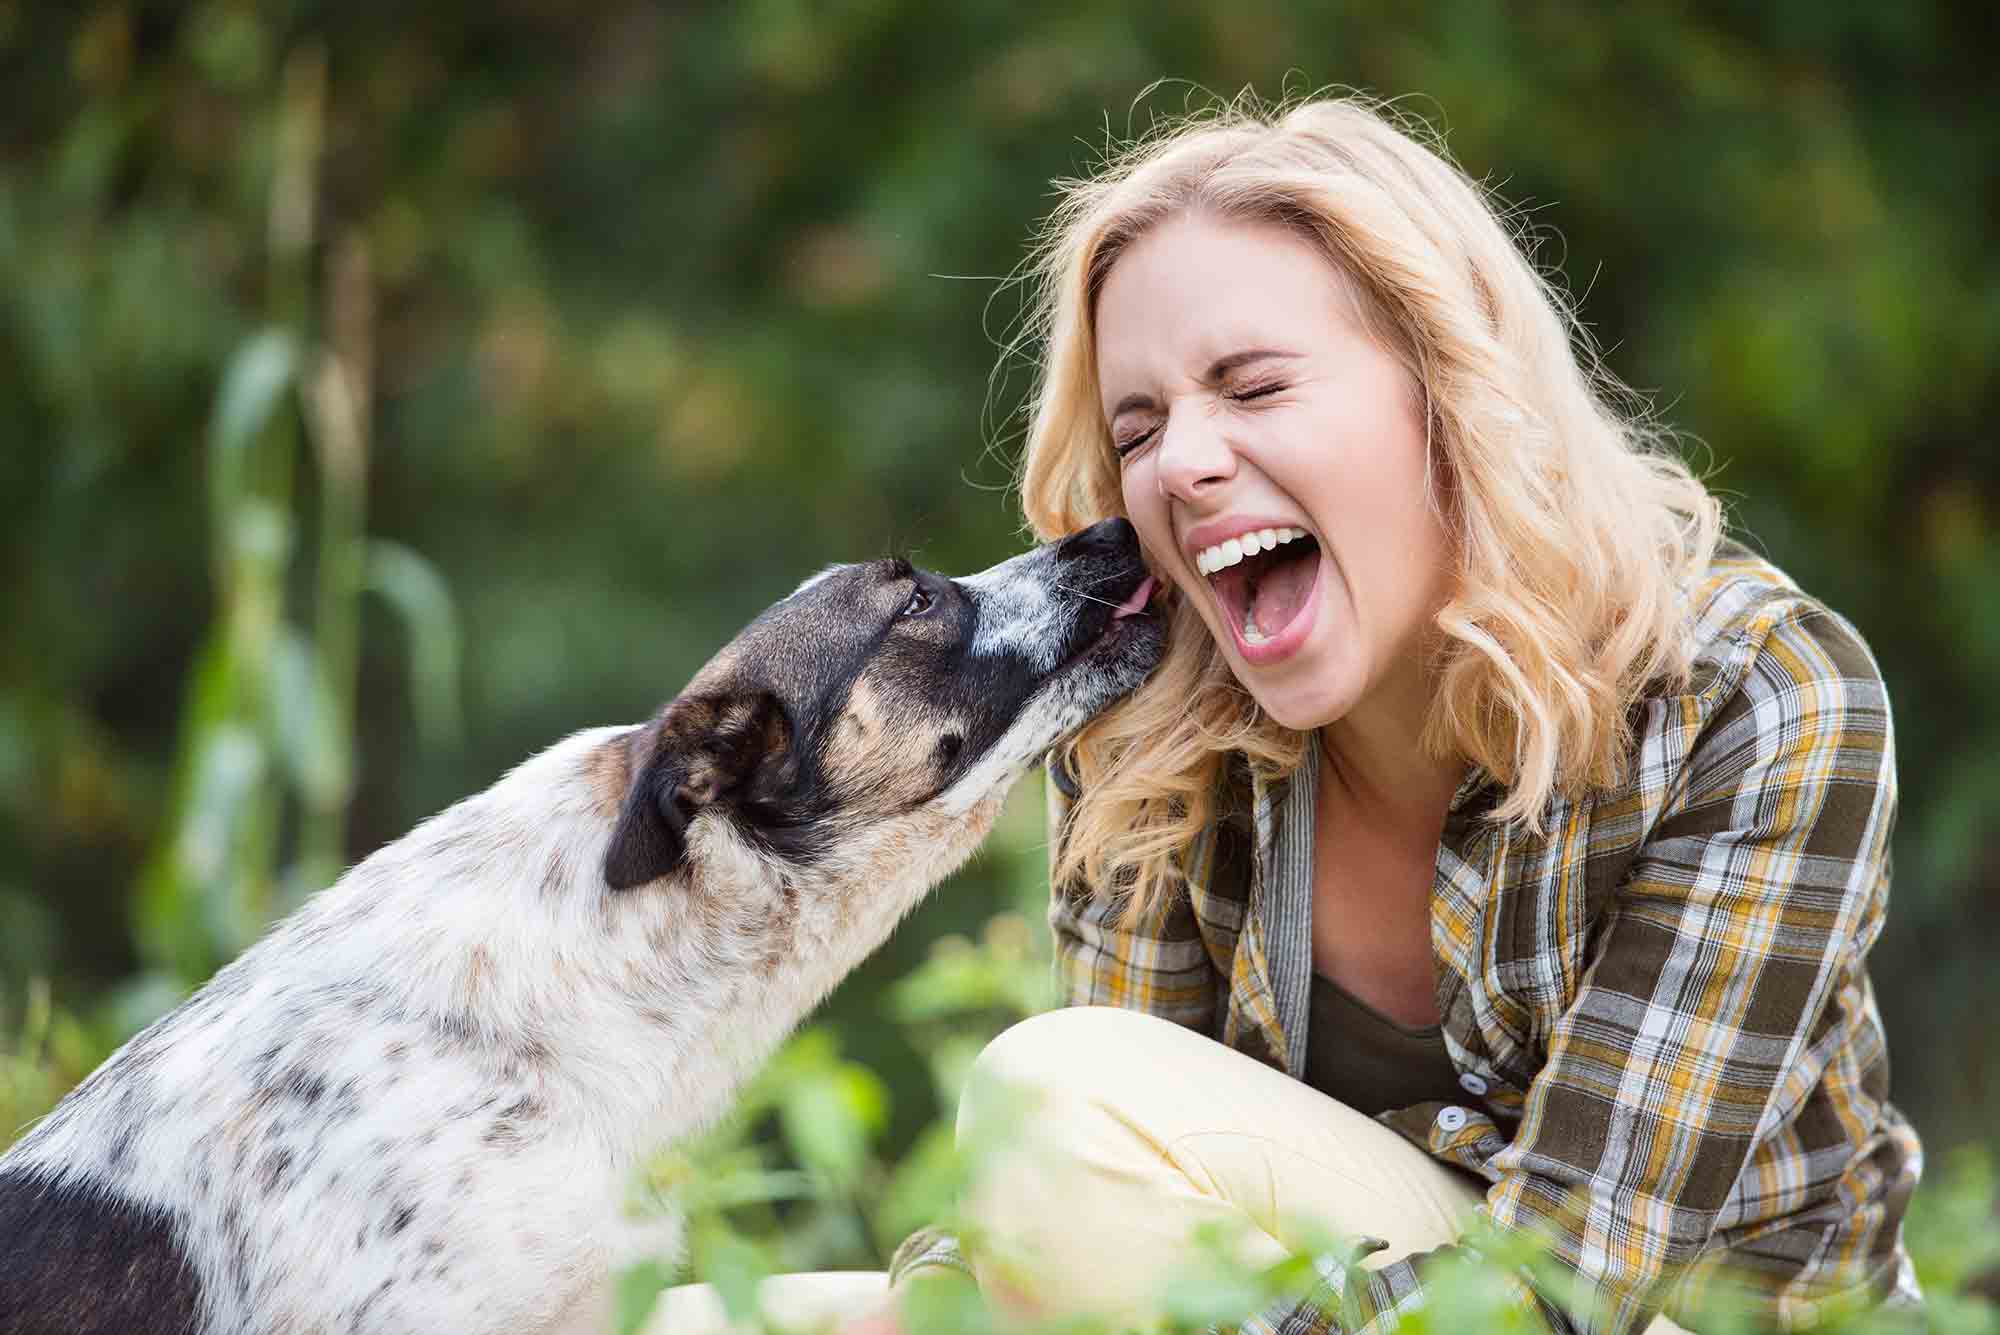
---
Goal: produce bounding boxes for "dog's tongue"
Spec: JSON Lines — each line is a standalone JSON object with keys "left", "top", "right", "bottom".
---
{"left": 1111, "top": 576, "right": 1156, "bottom": 619}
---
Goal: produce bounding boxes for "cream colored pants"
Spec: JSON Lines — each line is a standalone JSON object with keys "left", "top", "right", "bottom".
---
{"left": 653, "top": 1007, "right": 1688, "bottom": 1332}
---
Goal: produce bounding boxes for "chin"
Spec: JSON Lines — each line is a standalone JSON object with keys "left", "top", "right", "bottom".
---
{"left": 1247, "top": 684, "right": 1348, "bottom": 733}
{"left": 1227, "top": 644, "right": 1354, "bottom": 732}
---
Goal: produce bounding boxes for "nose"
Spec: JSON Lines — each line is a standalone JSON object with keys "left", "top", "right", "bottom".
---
{"left": 1055, "top": 516, "right": 1138, "bottom": 565}
{"left": 1153, "top": 407, "right": 1236, "bottom": 500}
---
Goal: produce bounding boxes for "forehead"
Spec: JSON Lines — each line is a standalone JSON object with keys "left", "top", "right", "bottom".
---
{"left": 1092, "top": 214, "right": 1363, "bottom": 406}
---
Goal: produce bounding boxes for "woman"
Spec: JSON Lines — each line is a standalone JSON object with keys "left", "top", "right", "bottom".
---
{"left": 660, "top": 94, "right": 1921, "bottom": 1335}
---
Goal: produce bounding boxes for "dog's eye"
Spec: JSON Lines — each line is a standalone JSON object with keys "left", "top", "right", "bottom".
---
{"left": 902, "top": 587, "right": 935, "bottom": 618}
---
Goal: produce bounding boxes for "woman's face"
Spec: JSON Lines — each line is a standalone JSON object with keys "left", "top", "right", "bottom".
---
{"left": 1095, "top": 212, "right": 1455, "bottom": 732}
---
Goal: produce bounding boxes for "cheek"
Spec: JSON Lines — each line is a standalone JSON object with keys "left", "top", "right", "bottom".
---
{"left": 1324, "top": 422, "right": 1451, "bottom": 620}
{"left": 1368, "top": 430, "right": 1444, "bottom": 559}
{"left": 1119, "top": 465, "right": 1174, "bottom": 568}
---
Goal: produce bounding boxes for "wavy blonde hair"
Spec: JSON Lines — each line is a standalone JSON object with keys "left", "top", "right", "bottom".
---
{"left": 1015, "top": 92, "right": 1722, "bottom": 917}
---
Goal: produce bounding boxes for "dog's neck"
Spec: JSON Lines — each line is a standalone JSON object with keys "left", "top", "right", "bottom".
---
{"left": 291, "top": 726, "right": 1003, "bottom": 1169}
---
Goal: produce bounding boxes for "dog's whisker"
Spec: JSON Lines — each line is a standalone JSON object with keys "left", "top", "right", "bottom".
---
{"left": 1053, "top": 582, "right": 1129, "bottom": 610}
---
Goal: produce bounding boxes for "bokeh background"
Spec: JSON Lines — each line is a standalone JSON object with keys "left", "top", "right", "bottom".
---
{"left": 3, "top": 0, "right": 1996, "bottom": 1288}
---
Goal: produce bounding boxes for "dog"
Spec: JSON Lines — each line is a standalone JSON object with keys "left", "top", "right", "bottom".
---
{"left": 0, "top": 518, "right": 1162, "bottom": 1335}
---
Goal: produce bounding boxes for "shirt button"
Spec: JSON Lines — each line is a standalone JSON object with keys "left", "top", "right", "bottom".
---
{"left": 1436, "top": 1106, "right": 1469, "bottom": 1133}
{"left": 1459, "top": 1072, "right": 1488, "bottom": 1096}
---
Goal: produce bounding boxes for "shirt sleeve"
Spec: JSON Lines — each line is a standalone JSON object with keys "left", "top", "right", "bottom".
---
{"left": 1250, "top": 606, "right": 1899, "bottom": 1334}
{"left": 887, "top": 1226, "right": 975, "bottom": 1285}
{"left": 1045, "top": 753, "right": 1223, "bottom": 1031}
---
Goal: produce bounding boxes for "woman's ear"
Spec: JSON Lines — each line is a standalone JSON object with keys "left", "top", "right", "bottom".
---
{"left": 602, "top": 689, "right": 794, "bottom": 890}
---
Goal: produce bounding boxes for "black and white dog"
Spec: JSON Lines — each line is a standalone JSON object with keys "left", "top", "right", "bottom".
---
{"left": 0, "top": 519, "right": 1162, "bottom": 1335}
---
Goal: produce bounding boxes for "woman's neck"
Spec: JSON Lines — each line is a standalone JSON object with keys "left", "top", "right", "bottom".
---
{"left": 1315, "top": 677, "right": 1465, "bottom": 841}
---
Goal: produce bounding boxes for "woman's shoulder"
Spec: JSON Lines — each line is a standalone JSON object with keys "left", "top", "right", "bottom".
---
{"left": 1524, "top": 541, "right": 1901, "bottom": 945}
{"left": 1671, "top": 537, "right": 1887, "bottom": 720}
{"left": 1612, "top": 538, "right": 1894, "bottom": 832}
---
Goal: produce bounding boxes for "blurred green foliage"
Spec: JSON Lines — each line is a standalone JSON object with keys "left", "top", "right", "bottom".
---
{"left": 1, "top": 0, "right": 1996, "bottom": 1328}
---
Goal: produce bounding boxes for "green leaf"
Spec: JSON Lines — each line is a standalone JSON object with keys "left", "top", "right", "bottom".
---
{"left": 1906, "top": 1146, "right": 2000, "bottom": 1295}
{"left": 873, "top": 1123, "right": 967, "bottom": 1250}
{"left": 364, "top": 539, "right": 463, "bottom": 746}
{"left": 897, "top": 1268, "right": 991, "bottom": 1335}
{"left": 132, "top": 633, "right": 243, "bottom": 982}
{"left": 206, "top": 329, "right": 298, "bottom": 536}
{"left": 693, "top": 1219, "right": 772, "bottom": 1324}
{"left": 1157, "top": 1261, "right": 1268, "bottom": 1329}
{"left": 614, "top": 1257, "right": 679, "bottom": 1335}
{"left": 777, "top": 1060, "right": 888, "bottom": 1191}
{"left": 178, "top": 723, "right": 269, "bottom": 957}
{"left": 270, "top": 623, "right": 348, "bottom": 807}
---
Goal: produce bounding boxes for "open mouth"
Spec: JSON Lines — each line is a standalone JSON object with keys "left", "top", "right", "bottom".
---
{"left": 1058, "top": 566, "right": 1163, "bottom": 678}
{"left": 1024, "top": 515, "right": 1168, "bottom": 688}
{"left": 1069, "top": 570, "right": 1156, "bottom": 658}
{"left": 1200, "top": 528, "right": 1322, "bottom": 661}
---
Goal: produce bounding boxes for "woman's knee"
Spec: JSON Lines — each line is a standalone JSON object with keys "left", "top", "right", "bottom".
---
{"left": 964, "top": 1007, "right": 1168, "bottom": 1119}
{"left": 955, "top": 1006, "right": 1193, "bottom": 1149}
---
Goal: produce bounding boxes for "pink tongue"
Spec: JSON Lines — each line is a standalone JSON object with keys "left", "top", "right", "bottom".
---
{"left": 1250, "top": 555, "right": 1314, "bottom": 633}
{"left": 1111, "top": 576, "right": 1156, "bottom": 619}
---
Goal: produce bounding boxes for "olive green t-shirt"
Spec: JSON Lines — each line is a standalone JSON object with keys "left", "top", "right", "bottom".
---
{"left": 1301, "top": 971, "right": 1463, "bottom": 1116}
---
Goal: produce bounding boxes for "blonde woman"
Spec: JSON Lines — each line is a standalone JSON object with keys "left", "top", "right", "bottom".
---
{"left": 656, "top": 94, "right": 1921, "bottom": 1335}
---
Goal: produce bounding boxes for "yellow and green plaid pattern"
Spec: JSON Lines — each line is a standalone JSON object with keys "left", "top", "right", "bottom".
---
{"left": 1042, "top": 544, "right": 1920, "bottom": 1334}
{"left": 895, "top": 543, "right": 1920, "bottom": 1335}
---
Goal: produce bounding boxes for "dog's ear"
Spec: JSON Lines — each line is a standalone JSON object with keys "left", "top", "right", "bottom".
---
{"left": 603, "top": 689, "right": 796, "bottom": 890}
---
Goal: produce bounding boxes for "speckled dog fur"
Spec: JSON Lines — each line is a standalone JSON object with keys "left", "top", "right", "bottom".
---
{"left": 0, "top": 521, "right": 1162, "bottom": 1335}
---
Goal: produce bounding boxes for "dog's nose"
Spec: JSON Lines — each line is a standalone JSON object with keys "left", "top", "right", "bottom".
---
{"left": 1055, "top": 517, "right": 1137, "bottom": 564}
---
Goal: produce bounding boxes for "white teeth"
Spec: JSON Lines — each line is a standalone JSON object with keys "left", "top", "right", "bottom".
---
{"left": 1192, "top": 526, "right": 1311, "bottom": 578}
{"left": 1243, "top": 601, "right": 1267, "bottom": 644}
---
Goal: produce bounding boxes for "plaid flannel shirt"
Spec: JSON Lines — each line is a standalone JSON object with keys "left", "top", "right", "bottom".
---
{"left": 892, "top": 544, "right": 1922, "bottom": 1333}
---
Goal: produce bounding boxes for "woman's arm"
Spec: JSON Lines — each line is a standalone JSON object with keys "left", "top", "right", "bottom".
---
{"left": 1484, "top": 605, "right": 1901, "bottom": 1330}
{"left": 1045, "top": 755, "right": 1224, "bottom": 1027}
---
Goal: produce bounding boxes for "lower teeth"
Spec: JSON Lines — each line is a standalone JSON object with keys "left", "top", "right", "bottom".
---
{"left": 1242, "top": 604, "right": 1267, "bottom": 645}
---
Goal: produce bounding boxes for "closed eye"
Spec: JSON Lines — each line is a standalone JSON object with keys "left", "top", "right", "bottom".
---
{"left": 1113, "top": 425, "right": 1158, "bottom": 460}
{"left": 1112, "top": 381, "right": 1289, "bottom": 460}
{"left": 1227, "top": 380, "right": 1287, "bottom": 402}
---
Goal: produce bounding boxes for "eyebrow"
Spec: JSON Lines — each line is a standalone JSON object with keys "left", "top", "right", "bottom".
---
{"left": 1107, "top": 348, "right": 1303, "bottom": 418}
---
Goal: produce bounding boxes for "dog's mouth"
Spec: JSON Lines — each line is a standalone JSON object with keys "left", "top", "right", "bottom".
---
{"left": 1061, "top": 564, "right": 1162, "bottom": 669}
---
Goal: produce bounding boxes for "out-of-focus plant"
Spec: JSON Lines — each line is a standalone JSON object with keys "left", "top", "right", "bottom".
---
{"left": 1903, "top": 1147, "right": 2000, "bottom": 1334}
{"left": 125, "top": 45, "right": 461, "bottom": 1018}
{"left": 619, "top": 1030, "right": 891, "bottom": 1334}
{"left": 0, "top": 980, "right": 109, "bottom": 1152}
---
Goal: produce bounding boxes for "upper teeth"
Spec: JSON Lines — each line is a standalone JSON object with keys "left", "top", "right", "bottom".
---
{"left": 1195, "top": 527, "right": 1309, "bottom": 576}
